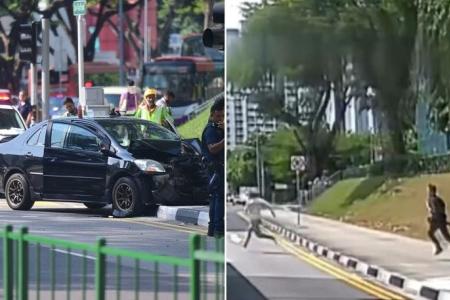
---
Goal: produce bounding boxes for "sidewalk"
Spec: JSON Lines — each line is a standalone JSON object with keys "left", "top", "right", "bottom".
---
{"left": 261, "top": 209, "right": 450, "bottom": 300}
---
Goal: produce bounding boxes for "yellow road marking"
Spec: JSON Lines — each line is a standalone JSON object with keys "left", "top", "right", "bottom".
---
{"left": 274, "top": 233, "right": 408, "bottom": 300}
{"left": 235, "top": 212, "right": 408, "bottom": 300}
{"left": 114, "top": 218, "right": 207, "bottom": 235}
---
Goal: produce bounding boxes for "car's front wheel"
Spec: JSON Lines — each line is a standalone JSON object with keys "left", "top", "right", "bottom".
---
{"left": 112, "top": 177, "right": 143, "bottom": 217}
{"left": 5, "top": 173, "right": 34, "bottom": 210}
{"left": 84, "top": 203, "right": 107, "bottom": 209}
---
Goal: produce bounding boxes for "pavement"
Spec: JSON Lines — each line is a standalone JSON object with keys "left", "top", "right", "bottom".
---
{"left": 259, "top": 208, "right": 450, "bottom": 300}
{"left": 0, "top": 199, "right": 219, "bottom": 299}
{"left": 226, "top": 206, "right": 406, "bottom": 300}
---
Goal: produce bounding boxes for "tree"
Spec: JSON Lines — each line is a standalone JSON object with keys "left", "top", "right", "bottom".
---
{"left": 227, "top": 149, "right": 257, "bottom": 192}
{"left": 156, "top": 0, "right": 204, "bottom": 55}
{"left": 0, "top": 0, "right": 143, "bottom": 91}
{"left": 228, "top": 0, "right": 364, "bottom": 178}
{"left": 346, "top": 0, "right": 418, "bottom": 156}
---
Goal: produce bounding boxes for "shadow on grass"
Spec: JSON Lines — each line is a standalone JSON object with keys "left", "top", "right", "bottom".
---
{"left": 341, "top": 176, "right": 386, "bottom": 207}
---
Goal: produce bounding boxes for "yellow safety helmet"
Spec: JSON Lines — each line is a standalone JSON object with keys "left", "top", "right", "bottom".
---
{"left": 144, "top": 88, "right": 157, "bottom": 98}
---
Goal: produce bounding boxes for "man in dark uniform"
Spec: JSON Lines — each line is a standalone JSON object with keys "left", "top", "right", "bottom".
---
{"left": 427, "top": 184, "right": 450, "bottom": 255}
{"left": 202, "top": 97, "right": 224, "bottom": 238}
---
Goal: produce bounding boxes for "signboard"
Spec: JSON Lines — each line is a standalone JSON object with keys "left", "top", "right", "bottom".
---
{"left": 73, "top": 1, "right": 86, "bottom": 16}
{"left": 274, "top": 183, "right": 288, "bottom": 190}
{"left": 291, "top": 156, "right": 306, "bottom": 172}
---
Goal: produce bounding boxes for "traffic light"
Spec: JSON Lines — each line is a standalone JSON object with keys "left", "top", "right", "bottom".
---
{"left": 203, "top": 2, "right": 224, "bottom": 50}
{"left": 84, "top": 80, "right": 94, "bottom": 88}
{"left": 18, "top": 22, "right": 38, "bottom": 63}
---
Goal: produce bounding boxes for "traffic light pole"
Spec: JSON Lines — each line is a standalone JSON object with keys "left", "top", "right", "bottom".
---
{"left": 77, "top": 15, "right": 85, "bottom": 108}
{"left": 41, "top": 17, "right": 49, "bottom": 121}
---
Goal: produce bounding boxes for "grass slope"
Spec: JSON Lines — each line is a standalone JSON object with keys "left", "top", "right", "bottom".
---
{"left": 309, "top": 174, "right": 450, "bottom": 240}
{"left": 177, "top": 105, "right": 211, "bottom": 139}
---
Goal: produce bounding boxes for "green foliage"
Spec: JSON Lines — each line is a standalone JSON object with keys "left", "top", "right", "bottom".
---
{"left": 227, "top": 149, "right": 257, "bottom": 191}
{"left": 157, "top": 0, "right": 204, "bottom": 54}
{"left": 263, "top": 129, "right": 299, "bottom": 182}
{"left": 334, "top": 134, "right": 371, "bottom": 168}
{"left": 177, "top": 104, "right": 211, "bottom": 139}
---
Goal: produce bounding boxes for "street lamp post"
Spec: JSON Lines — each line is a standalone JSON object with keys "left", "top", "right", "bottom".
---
{"left": 39, "top": 0, "right": 50, "bottom": 120}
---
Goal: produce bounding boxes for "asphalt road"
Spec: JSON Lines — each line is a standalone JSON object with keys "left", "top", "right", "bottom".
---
{"left": 226, "top": 205, "right": 398, "bottom": 300}
{"left": 0, "top": 200, "right": 222, "bottom": 300}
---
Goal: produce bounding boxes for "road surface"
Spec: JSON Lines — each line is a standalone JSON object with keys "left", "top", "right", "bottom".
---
{"left": 226, "top": 205, "right": 408, "bottom": 300}
{"left": 0, "top": 200, "right": 223, "bottom": 300}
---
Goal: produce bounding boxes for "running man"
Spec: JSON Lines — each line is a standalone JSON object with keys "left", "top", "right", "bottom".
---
{"left": 243, "top": 197, "right": 277, "bottom": 248}
{"left": 426, "top": 184, "right": 450, "bottom": 255}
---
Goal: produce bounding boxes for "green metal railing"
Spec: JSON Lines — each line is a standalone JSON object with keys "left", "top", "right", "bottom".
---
{"left": 1, "top": 225, "right": 224, "bottom": 300}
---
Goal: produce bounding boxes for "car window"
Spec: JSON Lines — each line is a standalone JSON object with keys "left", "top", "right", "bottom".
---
{"left": 28, "top": 125, "right": 47, "bottom": 146}
{"left": 27, "top": 128, "right": 40, "bottom": 146}
{"left": 65, "top": 125, "right": 101, "bottom": 152}
{"left": 50, "top": 123, "right": 69, "bottom": 148}
{"left": 37, "top": 125, "right": 47, "bottom": 146}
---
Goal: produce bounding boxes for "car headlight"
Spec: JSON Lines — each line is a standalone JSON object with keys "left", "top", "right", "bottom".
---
{"left": 134, "top": 159, "right": 166, "bottom": 174}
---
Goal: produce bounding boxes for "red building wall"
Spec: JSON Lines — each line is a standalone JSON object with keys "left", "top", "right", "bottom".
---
{"left": 86, "top": 0, "right": 158, "bottom": 69}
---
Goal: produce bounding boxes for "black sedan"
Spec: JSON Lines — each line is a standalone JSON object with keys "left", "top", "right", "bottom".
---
{"left": 0, "top": 117, "right": 209, "bottom": 217}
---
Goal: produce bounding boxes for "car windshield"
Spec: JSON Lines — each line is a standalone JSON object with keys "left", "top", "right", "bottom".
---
{"left": 0, "top": 109, "right": 25, "bottom": 131}
{"left": 96, "top": 119, "right": 179, "bottom": 148}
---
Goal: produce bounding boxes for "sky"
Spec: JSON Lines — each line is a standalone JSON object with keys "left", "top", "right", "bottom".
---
{"left": 226, "top": 0, "right": 261, "bottom": 30}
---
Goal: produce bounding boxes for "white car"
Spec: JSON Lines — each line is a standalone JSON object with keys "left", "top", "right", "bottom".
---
{"left": 103, "top": 86, "right": 142, "bottom": 114}
{"left": 0, "top": 105, "right": 27, "bottom": 143}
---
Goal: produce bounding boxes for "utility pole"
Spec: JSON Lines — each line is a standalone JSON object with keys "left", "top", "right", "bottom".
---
{"left": 144, "top": 0, "right": 148, "bottom": 63}
{"left": 77, "top": 14, "right": 85, "bottom": 107}
{"left": 119, "top": 0, "right": 125, "bottom": 85}
{"left": 41, "top": 16, "right": 50, "bottom": 120}
{"left": 256, "top": 134, "right": 261, "bottom": 196}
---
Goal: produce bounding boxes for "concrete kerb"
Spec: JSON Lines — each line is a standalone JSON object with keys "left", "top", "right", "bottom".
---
{"left": 156, "top": 206, "right": 209, "bottom": 227}
{"left": 261, "top": 218, "right": 450, "bottom": 300}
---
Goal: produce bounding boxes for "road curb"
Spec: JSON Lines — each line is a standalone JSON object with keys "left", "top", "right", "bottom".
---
{"left": 262, "top": 218, "right": 450, "bottom": 300}
{"left": 156, "top": 206, "right": 209, "bottom": 227}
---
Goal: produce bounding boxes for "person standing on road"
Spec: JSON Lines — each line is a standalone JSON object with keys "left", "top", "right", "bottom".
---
{"left": 426, "top": 184, "right": 450, "bottom": 255}
{"left": 156, "top": 90, "right": 175, "bottom": 111}
{"left": 243, "top": 197, "right": 277, "bottom": 248}
{"left": 118, "top": 80, "right": 139, "bottom": 115}
{"left": 135, "top": 88, "right": 172, "bottom": 126}
{"left": 62, "top": 97, "right": 79, "bottom": 117}
{"left": 17, "top": 90, "right": 33, "bottom": 126}
{"left": 201, "top": 97, "right": 224, "bottom": 238}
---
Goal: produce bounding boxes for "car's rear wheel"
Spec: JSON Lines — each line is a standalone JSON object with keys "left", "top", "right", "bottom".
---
{"left": 112, "top": 177, "right": 142, "bottom": 217}
{"left": 84, "top": 203, "right": 107, "bottom": 209}
{"left": 5, "top": 173, "right": 34, "bottom": 210}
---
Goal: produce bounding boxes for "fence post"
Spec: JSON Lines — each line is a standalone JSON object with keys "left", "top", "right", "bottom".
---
{"left": 3, "top": 225, "right": 13, "bottom": 300}
{"left": 189, "top": 234, "right": 201, "bottom": 300}
{"left": 95, "top": 238, "right": 106, "bottom": 300}
{"left": 18, "top": 227, "right": 29, "bottom": 300}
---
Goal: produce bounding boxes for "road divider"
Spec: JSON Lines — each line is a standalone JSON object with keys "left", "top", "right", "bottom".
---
{"left": 157, "top": 206, "right": 209, "bottom": 228}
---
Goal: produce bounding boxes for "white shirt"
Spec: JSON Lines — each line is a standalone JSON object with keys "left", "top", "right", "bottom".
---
{"left": 244, "top": 198, "right": 275, "bottom": 220}
{"left": 156, "top": 97, "right": 167, "bottom": 107}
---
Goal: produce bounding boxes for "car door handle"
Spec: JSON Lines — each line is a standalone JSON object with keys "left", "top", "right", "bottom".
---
{"left": 49, "top": 157, "right": 58, "bottom": 163}
{"left": 25, "top": 152, "right": 33, "bottom": 158}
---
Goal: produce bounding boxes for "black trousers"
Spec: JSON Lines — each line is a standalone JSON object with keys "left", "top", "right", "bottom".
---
{"left": 428, "top": 217, "right": 450, "bottom": 250}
